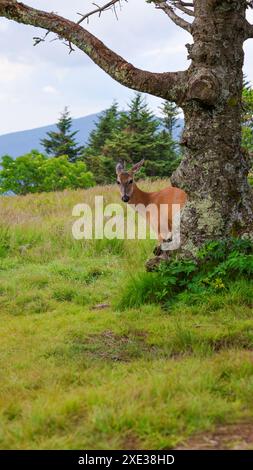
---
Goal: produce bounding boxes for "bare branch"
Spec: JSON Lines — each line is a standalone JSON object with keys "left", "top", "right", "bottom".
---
{"left": 0, "top": 0, "right": 187, "bottom": 103}
{"left": 153, "top": 1, "right": 192, "bottom": 33}
{"left": 77, "top": 0, "right": 126, "bottom": 25}
{"left": 175, "top": 1, "right": 194, "bottom": 6}
{"left": 171, "top": 1, "right": 194, "bottom": 17}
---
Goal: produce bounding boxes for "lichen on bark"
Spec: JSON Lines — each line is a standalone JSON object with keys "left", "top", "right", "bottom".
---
{"left": 170, "top": 0, "right": 253, "bottom": 256}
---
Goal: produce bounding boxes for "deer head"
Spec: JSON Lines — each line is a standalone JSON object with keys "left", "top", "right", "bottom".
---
{"left": 116, "top": 160, "right": 145, "bottom": 202}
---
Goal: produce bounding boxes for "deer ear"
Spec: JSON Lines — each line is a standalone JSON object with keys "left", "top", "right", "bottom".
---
{"left": 116, "top": 162, "right": 124, "bottom": 175}
{"left": 131, "top": 159, "right": 145, "bottom": 174}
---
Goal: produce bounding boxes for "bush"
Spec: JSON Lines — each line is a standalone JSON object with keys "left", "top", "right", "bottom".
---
{"left": 118, "top": 237, "right": 253, "bottom": 309}
{"left": 0, "top": 151, "right": 95, "bottom": 195}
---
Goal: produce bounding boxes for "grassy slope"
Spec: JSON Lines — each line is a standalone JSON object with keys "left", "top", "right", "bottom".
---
{"left": 0, "top": 180, "right": 253, "bottom": 450}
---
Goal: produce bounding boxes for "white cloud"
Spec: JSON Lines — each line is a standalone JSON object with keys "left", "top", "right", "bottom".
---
{"left": 43, "top": 85, "right": 58, "bottom": 94}
{"left": 0, "top": 55, "right": 33, "bottom": 82}
{"left": 0, "top": 21, "right": 8, "bottom": 32}
{"left": 142, "top": 44, "right": 186, "bottom": 58}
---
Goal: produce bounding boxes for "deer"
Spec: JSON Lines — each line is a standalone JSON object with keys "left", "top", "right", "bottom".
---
{"left": 116, "top": 160, "right": 187, "bottom": 251}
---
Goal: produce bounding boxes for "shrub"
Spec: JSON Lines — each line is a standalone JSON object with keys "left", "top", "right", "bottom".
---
{"left": 0, "top": 152, "right": 95, "bottom": 195}
{"left": 118, "top": 237, "right": 253, "bottom": 309}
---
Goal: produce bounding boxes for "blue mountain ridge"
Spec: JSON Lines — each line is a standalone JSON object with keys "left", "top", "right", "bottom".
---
{"left": 0, "top": 113, "right": 183, "bottom": 159}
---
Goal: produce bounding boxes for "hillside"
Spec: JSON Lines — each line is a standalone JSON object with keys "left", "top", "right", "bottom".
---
{"left": 0, "top": 182, "right": 252, "bottom": 450}
{"left": 0, "top": 114, "right": 183, "bottom": 158}
{"left": 0, "top": 113, "right": 101, "bottom": 158}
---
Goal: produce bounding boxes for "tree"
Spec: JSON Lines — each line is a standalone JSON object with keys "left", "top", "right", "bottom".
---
{"left": 242, "top": 82, "right": 253, "bottom": 153}
{"left": 83, "top": 155, "right": 116, "bottom": 185}
{"left": 0, "top": 151, "right": 95, "bottom": 195}
{"left": 105, "top": 94, "right": 162, "bottom": 164}
{"left": 41, "top": 107, "right": 84, "bottom": 162}
{"left": 1, "top": 0, "right": 253, "bottom": 255}
{"left": 160, "top": 101, "right": 180, "bottom": 138}
{"left": 84, "top": 93, "right": 179, "bottom": 182}
{"left": 83, "top": 103, "right": 119, "bottom": 184}
{"left": 85, "top": 102, "right": 119, "bottom": 158}
{"left": 146, "top": 129, "right": 180, "bottom": 177}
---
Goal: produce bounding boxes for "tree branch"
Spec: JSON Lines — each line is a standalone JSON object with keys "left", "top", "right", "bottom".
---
{"left": 171, "top": 1, "right": 194, "bottom": 17}
{"left": 153, "top": 1, "right": 192, "bottom": 33}
{"left": 77, "top": 0, "right": 126, "bottom": 25}
{"left": 175, "top": 1, "right": 194, "bottom": 6}
{"left": 0, "top": 0, "right": 187, "bottom": 103}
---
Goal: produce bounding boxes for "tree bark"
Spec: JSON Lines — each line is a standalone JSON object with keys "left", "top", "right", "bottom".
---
{"left": 170, "top": 0, "right": 253, "bottom": 255}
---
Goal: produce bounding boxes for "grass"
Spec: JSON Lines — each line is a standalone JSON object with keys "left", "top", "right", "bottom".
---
{"left": 0, "top": 179, "right": 252, "bottom": 450}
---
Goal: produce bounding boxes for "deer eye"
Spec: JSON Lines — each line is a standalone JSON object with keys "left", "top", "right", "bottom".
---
{"left": 117, "top": 181, "right": 120, "bottom": 185}
{"left": 128, "top": 179, "right": 133, "bottom": 184}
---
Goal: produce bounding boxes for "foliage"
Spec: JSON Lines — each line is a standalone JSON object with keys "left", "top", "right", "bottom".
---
{"left": 159, "top": 100, "right": 181, "bottom": 137}
{"left": 0, "top": 183, "right": 253, "bottom": 449}
{"left": 84, "top": 102, "right": 119, "bottom": 158}
{"left": 83, "top": 93, "right": 181, "bottom": 184}
{"left": 41, "top": 107, "right": 84, "bottom": 162}
{"left": 242, "top": 82, "right": 253, "bottom": 153}
{"left": 0, "top": 151, "right": 95, "bottom": 195}
{"left": 82, "top": 155, "right": 116, "bottom": 185}
{"left": 119, "top": 238, "right": 253, "bottom": 309}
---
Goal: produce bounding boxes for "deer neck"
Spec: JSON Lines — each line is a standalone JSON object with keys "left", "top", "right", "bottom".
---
{"left": 129, "top": 183, "right": 151, "bottom": 206}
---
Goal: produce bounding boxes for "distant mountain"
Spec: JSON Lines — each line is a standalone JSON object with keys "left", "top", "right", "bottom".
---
{"left": 0, "top": 113, "right": 183, "bottom": 159}
{"left": 0, "top": 113, "right": 102, "bottom": 158}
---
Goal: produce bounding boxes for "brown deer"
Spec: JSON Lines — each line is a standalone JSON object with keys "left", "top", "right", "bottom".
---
{"left": 116, "top": 160, "right": 187, "bottom": 244}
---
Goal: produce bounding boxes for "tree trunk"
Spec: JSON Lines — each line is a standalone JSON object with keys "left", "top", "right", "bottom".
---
{"left": 170, "top": 0, "right": 253, "bottom": 256}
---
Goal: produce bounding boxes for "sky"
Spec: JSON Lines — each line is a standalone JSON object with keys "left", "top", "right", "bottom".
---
{"left": 0, "top": 0, "right": 253, "bottom": 135}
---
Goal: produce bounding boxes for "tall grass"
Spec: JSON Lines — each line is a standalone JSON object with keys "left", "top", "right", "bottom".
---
{"left": 0, "top": 180, "right": 253, "bottom": 450}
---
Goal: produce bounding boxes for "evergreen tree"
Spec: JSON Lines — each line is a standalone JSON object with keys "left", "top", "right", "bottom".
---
{"left": 83, "top": 102, "right": 119, "bottom": 184}
{"left": 105, "top": 93, "right": 161, "bottom": 165}
{"left": 144, "top": 129, "right": 180, "bottom": 177}
{"left": 83, "top": 155, "right": 115, "bottom": 185}
{"left": 84, "top": 102, "right": 119, "bottom": 157}
{"left": 119, "top": 93, "right": 160, "bottom": 162}
{"left": 105, "top": 93, "right": 180, "bottom": 177}
{"left": 160, "top": 101, "right": 180, "bottom": 137}
{"left": 83, "top": 93, "right": 181, "bottom": 183}
{"left": 41, "top": 107, "right": 83, "bottom": 162}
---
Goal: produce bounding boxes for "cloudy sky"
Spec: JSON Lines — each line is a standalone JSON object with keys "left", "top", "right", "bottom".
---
{"left": 0, "top": 0, "right": 253, "bottom": 135}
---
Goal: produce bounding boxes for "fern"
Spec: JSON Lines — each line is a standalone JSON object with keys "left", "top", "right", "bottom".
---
{"left": 156, "top": 238, "right": 253, "bottom": 305}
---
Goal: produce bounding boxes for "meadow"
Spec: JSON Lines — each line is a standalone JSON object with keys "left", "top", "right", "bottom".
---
{"left": 0, "top": 179, "right": 253, "bottom": 450}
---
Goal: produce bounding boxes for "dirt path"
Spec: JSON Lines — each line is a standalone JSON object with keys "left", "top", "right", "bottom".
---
{"left": 177, "top": 424, "right": 253, "bottom": 450}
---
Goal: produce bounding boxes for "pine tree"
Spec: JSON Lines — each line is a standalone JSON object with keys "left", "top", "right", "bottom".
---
{"left": 83, "top": 93, "right": 181, "bottom": 183}
{"left": 145, "top": 129, "right": 180, "bottom": 177}
{"left": 84, "top": 102, "right": 119, "bottom": 157}
{"left": 83, "top": 102, "right": 119, "bottom": 184}
{"left": 106, "top": 93, "right": 161, "bottom": 165}
{"left": 41, "top": 107, "right": 84, "bottom": 162}
{"left": 105, "top": 93, "right": 180, "bottom": 177}
{"left": 160, "top": 101, "right": 180, "bottom": 137}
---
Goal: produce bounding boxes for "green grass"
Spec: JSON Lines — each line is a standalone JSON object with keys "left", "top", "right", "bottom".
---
{"left": 0, "top": 181, "right": 253, "bottom": 449}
